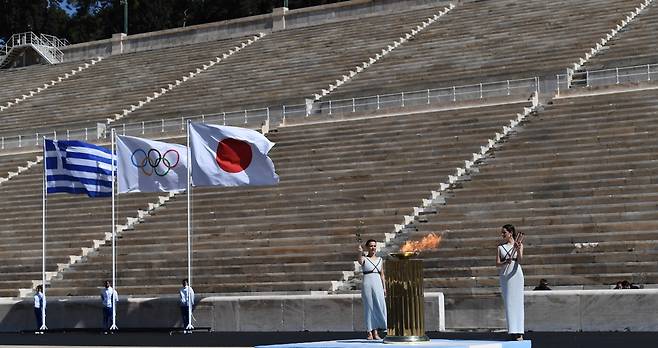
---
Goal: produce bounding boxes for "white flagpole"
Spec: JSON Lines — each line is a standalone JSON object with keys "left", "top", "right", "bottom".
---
{"left": 186, "top": 120, "right": 194, "bottom": 331}
{"left": 110, "top": 129, "right": 118, "bottom": 331}
{"left": 40, "top": 137, "right": 47, "bottom": 331}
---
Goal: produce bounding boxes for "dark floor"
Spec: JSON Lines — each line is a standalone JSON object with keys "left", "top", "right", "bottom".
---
{"left": 1, "top": 330, "right": 657, "bottom": 347}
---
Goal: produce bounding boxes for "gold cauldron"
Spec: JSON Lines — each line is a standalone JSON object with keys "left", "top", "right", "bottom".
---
{"left": 383, "top": 251, "right": 429, "bottom": 343}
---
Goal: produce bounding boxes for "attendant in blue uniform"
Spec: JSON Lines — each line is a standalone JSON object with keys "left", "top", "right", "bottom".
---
{"left": 33, "top": 285, "right": 46, "bottom": 330}
{"left": 496, "top": 224, "right": 524, "bottom": 341}
{"left": 358, "top": 239, "right": 387, "bottom": 340}
{"left": 179, "top": 279, "right": 195, "bottom": 329}
{"left": 100, "top": 280, "right": 118, "bottom": 330}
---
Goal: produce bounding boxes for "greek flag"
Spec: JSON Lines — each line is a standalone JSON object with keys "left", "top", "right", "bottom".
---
{"left": 44, "top": 139, "right": 115, "bottom": 197}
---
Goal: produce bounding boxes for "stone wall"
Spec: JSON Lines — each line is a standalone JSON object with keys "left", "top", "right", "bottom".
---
{"left": 447, "top": 289, "right": 658, "bottom": 331}
{"left": 525, "top": 289, "right": 658, "bottom": 332}
{"left": 4, "top": 290, "right": 655, "bottom": 332}
{"left": 0, "top": 293, "right": 445, "bottom": 332}
{"left": 60, "top": 0, "right": 448, "bottom": 62}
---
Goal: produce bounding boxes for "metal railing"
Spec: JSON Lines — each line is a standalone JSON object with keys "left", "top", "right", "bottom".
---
{"left": 0, "top": 77, "right": 541, "bottom": 152}
{"left": 0, "top": 109, "right": 273, "bottom": 151}
{"left": 0, "top": 32, "right": 67, "bottom": 66}
{"left": 556, "top": 63, "right": 657, "bottom": 95}
{"left": 283, "top": 77, "right": 539, "bottom": 119}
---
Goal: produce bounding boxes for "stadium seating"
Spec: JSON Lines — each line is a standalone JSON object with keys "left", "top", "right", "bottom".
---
{"left": 410, "top": 89, "right": 658, "bottom": 291}
{"left": 121, "top": 6, "right": 443, "bottom": 123}
{"left": 0, "top": 60, "right": 96, "bottom": 112}
{"left": 330, "top": 0, "right": 642, "bottom": 99}
{"left": 0, "top": 0, "right": 646, "bottom": 139}
{"left": 0, "top": 36, "right": 251, "bottom": 135}
{"left": 0, "top": 152, "right": 162, "bottom": 297}
{"left": 582, "top": 1, "right": 658, "bottom": 70}
{"left": 43, "top": 102, "right": 529, "bottom": 296}
{"left": 0, "top": 0, "right": 656, "bottom": 305}
{"left": 0, "top": 151, "right": 40, "bottom": 179}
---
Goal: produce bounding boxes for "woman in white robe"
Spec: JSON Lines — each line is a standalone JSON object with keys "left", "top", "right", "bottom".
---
{"left": 358, "top": 239, "right": 387, "bottom": 340}
{"left": 496, "top": 224, "right": 524, "bottom": 341}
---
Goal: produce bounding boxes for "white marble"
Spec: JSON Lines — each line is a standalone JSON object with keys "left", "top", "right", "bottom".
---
{"left": 525, "top": 289, "right": 658, "bottom": 331}
{"left": 0, "top": 293, "right": 446, "bottom": 332}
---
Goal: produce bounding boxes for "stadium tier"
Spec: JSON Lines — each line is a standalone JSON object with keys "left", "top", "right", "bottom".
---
{"left": 0, "top": 151, "right": 162, "bottom": 297}
{"left": 411, "top": 89, "right": 658, "bottom": 291}
{"left": 0, "top": 60, "right": 99, "bottom": 109}
{"left": 581, "top": 0, "right": 658, "bottom": 70}
{"left": 330, "top": 0, "right": 643, "bottom": 99}
{"left": 43, "top": 102, "right": 529, "bottom": 296}
{"left": 0, "top": 36, "right": 251, "bottom": 135}
{"left": 1, "top": 0, "right": 648, "bottom": 139}
{"left": 0, "top": 0, "right": 657, "bottom": 333}
{"left": 114, "top": 6, "right": 445, "bottom": 122}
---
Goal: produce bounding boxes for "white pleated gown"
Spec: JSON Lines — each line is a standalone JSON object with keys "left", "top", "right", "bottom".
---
{"left": 361, "top": 256, "right": 387, "bottom": 332}
{"left": 498, "top": 244, "right": 524, "bottom": 334}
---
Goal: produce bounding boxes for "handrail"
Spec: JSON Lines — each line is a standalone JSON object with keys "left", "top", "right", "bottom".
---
{"left": 556, "top": 63, "right": 657, "bottom": 95}
{"left": 0, "top": 32, "right": 67, "bottom": 66}
{"left": 284, "top": 77, "right": 538, "bottom": 119}
{"left": 0, "top": 76, "right": 539, "bottom": 152}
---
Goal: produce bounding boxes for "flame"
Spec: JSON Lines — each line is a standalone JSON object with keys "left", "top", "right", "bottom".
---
{"left": 400, "top": 233, "right": 442, "bottom": 253}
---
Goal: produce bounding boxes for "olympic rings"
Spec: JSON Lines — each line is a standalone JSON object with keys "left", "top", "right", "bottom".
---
{"left": 131, "top": 148, "right": 180, "bottom": 177}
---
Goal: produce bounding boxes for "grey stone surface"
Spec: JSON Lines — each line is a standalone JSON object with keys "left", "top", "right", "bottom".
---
{"left": 424, "top": 293, "right": 445, "bottom": 331}
{"left": 579, "top": 290, "right": 658, "bottom": 331}
{"left": 525, "top": 291, "right": 580, "bottom": 331}
{"left": 210, "top": 299, "right": 239, "bottom": 331}
{"left": 303, "top": 296, "right": 354, "bottom": 331}
{"left": 61, "top": 0, "right": 445, "bottom": 62}
{"left": 352, "top": 296, "right": 365, "bottom": 331}
{"left": 111, "top": 33, "right": 127, "bottom": 55}
{"left": 0, "top": 300, "right": 34, "bottom": 331}
{"left": 445, "top": 293, "right": 504, "bottom": 330}
{"left": 0, "top": 293, "right": 445, "bottom": 332}
{"left": 285, "top": 0, "right": 447, "bottom": 29}
{"left": 61, "top": 40, "right": 112, "bottom": 62}
{"left": 523, "top": 289, "right": 658, "bottom": 332}
{"left": 238, "top": 298, "right": 283, "bottom": 331}
{"left": 192, "top": 302, "right": 213, "bottom": 328}
{"left": 282, "top": 298, "right": 304, "bottom": 331}
{"left": 120, "top": 298, "right": 179, "bottom": 327}
{"left": 272, "top": 7, "right": 288, "bottom": 31}
{"left": 7, "top": 289, "right": 658, "bottom": 332}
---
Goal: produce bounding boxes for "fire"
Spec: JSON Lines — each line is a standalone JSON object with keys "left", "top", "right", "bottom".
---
{"left": 400, "top": 233, "right": 442, "bottom": 253}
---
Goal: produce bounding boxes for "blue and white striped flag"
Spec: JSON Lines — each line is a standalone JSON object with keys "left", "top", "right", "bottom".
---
{"left": 44, "top": 139, "right": 115, "bottom": 197}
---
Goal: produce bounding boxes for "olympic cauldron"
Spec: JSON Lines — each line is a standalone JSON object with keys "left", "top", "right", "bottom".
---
{"left": 383, "top": 234, "right": 441, "bottom": 344}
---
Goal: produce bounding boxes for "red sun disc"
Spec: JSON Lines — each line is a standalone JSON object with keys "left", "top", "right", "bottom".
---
{"left": 215, "top": 138, "right": 252, "bottom": 173}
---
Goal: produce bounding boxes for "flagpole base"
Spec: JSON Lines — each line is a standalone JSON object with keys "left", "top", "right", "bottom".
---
{"left": 110, "top": 324, "right": 118, "bottom": 331}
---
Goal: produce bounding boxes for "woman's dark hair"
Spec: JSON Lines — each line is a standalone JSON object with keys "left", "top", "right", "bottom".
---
{"left": 365, "top": 239, "right": 377, "bottom": 247}
{"left": 502, "top": 224, "right": 518, "bottom": 239}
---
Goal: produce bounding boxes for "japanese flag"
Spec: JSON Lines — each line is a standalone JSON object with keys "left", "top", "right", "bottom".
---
{"left": 189, "top": 123, "right": 279, "bottom": 187}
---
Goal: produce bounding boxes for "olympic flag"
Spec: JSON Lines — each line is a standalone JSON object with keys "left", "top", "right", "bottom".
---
{"left": 189, "top": 123, "right": 279, "bottom": 187}
{"left": 117, "top": 135, "right": 188, "bottom": 193}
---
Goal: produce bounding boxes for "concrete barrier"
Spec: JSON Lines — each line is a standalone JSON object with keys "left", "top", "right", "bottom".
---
{"left": 525, "top": 289, "right": 658, "bottom": 331}
{"left": 0, "top": 293, "right": 445, "bottom": 332}
{"left": 446, "top": 289, "right": 658, "bottom": 331}
{"left": 4, "top": 290, "right": 657, "bottom": 332}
